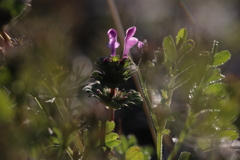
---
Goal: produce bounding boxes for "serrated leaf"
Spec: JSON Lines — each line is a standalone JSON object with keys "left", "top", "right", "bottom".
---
{"left": 106, "top": 121, "right": 115, "bottom": 133}
{"left": 163, "top": 35, "right": 177, "bottom": 62}
{"left": 125, "top": 146, "right": 144, "bottom": 160}
{"left": 172, "top": 73, "right": 192, "bottom": 90}
{"left": 105, "top": 132, "right": 121, "bottom": 147}
{"left": 217, "top": 130, "right": 238, "bottom": 141}
{"left": 203, "top": 83, "right": 227, "bottom": 96}
{"left": 178, "top": 152, "right": 190, "bottom": 160}
{"left": 212, "top": 50, "right": 231, "bottom": 66}
{"left": 176, "top": 28, "right": 187, "bottom": 46}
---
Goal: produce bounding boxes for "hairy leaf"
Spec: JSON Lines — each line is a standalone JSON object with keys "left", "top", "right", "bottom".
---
{"left": 203, "top": 83, "right": 227, "bottom": 96}
{"left": 212, "top": 50, "right": 231, "bottom": 66}
{"left": 172, "top": 73, "right": 192, "bottom": 90}
{"left": 176, "top": 28, "right": 187, "bottom": 46}
{"left": 163, "top": 35, "right": 177, "bottom": 62}
{"left": 217, "top": 130, "right": 238, "bottom": 141}
{"left": 205, "top": 67, "right": 224, "bottom": 83}
{"left": 176, "top": 59, "right": 195, "bottom": 77}
{"left": 178, "top": 152, "right": 190, "bottom": 160}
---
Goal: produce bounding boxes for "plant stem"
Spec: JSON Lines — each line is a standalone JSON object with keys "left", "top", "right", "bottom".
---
{"left": 167, "top": 113, "right": 193, "bottom": 160}
{"left": 110, "top": 108, "right": 115, "bottom": 121}
{"left": 137, "top": 69, "right": 159, "bottom": 143}
{"left": 106, "top": 1, "right": 161, "bottom": 158}
{"left": 157, "top": 129, "right": 163, "bottom": 160}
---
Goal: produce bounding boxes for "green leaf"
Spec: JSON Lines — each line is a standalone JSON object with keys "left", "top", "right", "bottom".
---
{"left": 106, "top": 121, "right": 115, "bottom": 133}
{"left": 125, "top": 146, "right": 144, "bottom": 160}
{"left": 163, "top": 35, "right": 177, "bottom": 62}
{"left": 127, "top": 135, "right": 138, "bottom": 147}
{"left": 178, "top": 152, "right": 190, "bottom": 160}
{"left": 105, "top": 132, "right": 121, "bottom": 148}
{"left": 141, "top": 146, "right": 154, "bottom": 160}
{"left": 205, "top": 68, "right": 224, "bottom": 83}
{"left": 0, "top": 90, "right": 13, "bottom": 122}
{"left": 176, "top": 59, "right": 195, "bottom": 77}
{"left": 212, "top": 50, "right": 231, "bottom": 66}
{"left": 118, "top": 135, "right": 128, "bottom": 153}
{"left": 111, "top": 55, "right": 120, "bottom": 62}
{"left": 197, "top": 138, "right": 211, "bottom": 150}
{"left": 172, "top": 73, "right": 192, "bottom": 90}
{"left": 176, "top": 28, "right": 187, "bottom": 46}
{"left": 115, "top": 134, "right": 138, "bottom": 155}
{"left": 0, "top": 0, "right": 26, "bottom": 20}
{"left": 162, "top": 129, "right": 170, "bottom": 135}
{"left": 161, "top": 90, "right": 168, "bottom": 99}
{"left": 203, "top": 83, "right": 227, "bottom": 96}
{"left": 178, "top": 39, "right": 195, "bottom": 62}
{"left": 163, "top": 56, "right": 172, "bottom": 70}
{"left": 217, "top": 130, "right": 239, "bottom": 141}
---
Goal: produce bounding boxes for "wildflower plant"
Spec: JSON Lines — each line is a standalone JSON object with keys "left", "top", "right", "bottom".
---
{"left": 84, "top": 27, "right": 143, "bottom": 110}
{"left": 83, "top": 27, "right": 144, "bottom": 159}
{"left": 137, "top": 28, "right": 238, "bottom": 160}
{"left": 0, "top": 1, "right": 240, "bottom": 160}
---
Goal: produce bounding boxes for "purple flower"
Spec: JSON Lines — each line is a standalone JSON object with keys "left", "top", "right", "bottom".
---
{"left": 108, "top": 29, "right": 120, "bottom": 56}
{"left": 107, "top": 27, "right": 143, "bottom": 58}
{"left": 123, "top": 27, "right": 143, "bottom": 58}
{"left": 138, "top": 41, "right": 144, "bottom": 49}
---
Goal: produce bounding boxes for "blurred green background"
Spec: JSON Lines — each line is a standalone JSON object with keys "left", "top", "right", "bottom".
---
{"left": 8, "top": 0, "right": 240, "bottom": 146}
{"left": 3, "top": 0, "right": 240, "bottom": 159}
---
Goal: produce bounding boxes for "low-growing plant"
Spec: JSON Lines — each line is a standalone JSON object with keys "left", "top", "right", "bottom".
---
{"left": 0, "top": 1, "right": 239, "bottom": 160}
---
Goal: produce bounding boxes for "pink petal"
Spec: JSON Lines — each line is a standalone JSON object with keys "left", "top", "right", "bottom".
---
{"left": 125, "top": 26, "right": 136, "bottom": 40}
{"left": 108, "top": 29, "right": 117, "bottom": 38}
{"left": 138, "top": 41, "right": 144, "bottom": 49}
{"left": 107, "top": 28, "right": 119, "bottom": 56}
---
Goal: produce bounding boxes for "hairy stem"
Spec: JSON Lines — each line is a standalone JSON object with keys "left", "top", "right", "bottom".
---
{"left": 167, "top": 113, "right": 194, "bottom": 160}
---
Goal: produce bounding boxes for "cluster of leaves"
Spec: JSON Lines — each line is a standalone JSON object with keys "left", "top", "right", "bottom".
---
{"left": 0, "top": 0, "right": 30, "bottom": 28}
{"left": 82, "top": 48, "right": 145, "bottom": 158}
{"left": 139, "top": 28, "right": 239, "bottom": 160}
{"left": 1, "top": 1, "right": 239, "bottom": 159}
{"left": 84, "top": 55, "right": 142, "bottom": 110}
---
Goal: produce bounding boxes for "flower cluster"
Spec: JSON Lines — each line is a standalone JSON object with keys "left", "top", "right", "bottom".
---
{"left": 84, "top": 27, "right": 143, "bottom": 109}
{"left": 91, "top": 26, "right": 143, "bottom": 88}
{"left": 108, "top": 26, "right": 143, "bottom": 58}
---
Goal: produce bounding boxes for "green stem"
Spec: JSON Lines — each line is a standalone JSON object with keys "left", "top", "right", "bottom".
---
{"left": 167, "top": 113, "right": 194, "bottom": 160}
{"left": 157, "top": 129, "right": 163, "bottom": 160}
{"left": 106, "top": 2, "right": 166, "bottom": 159}
{"left": 106, "top": 0, "right": 158, "bottom": 142}
{"left": 137, "top": 69, "right": 165, "bottom": 160}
